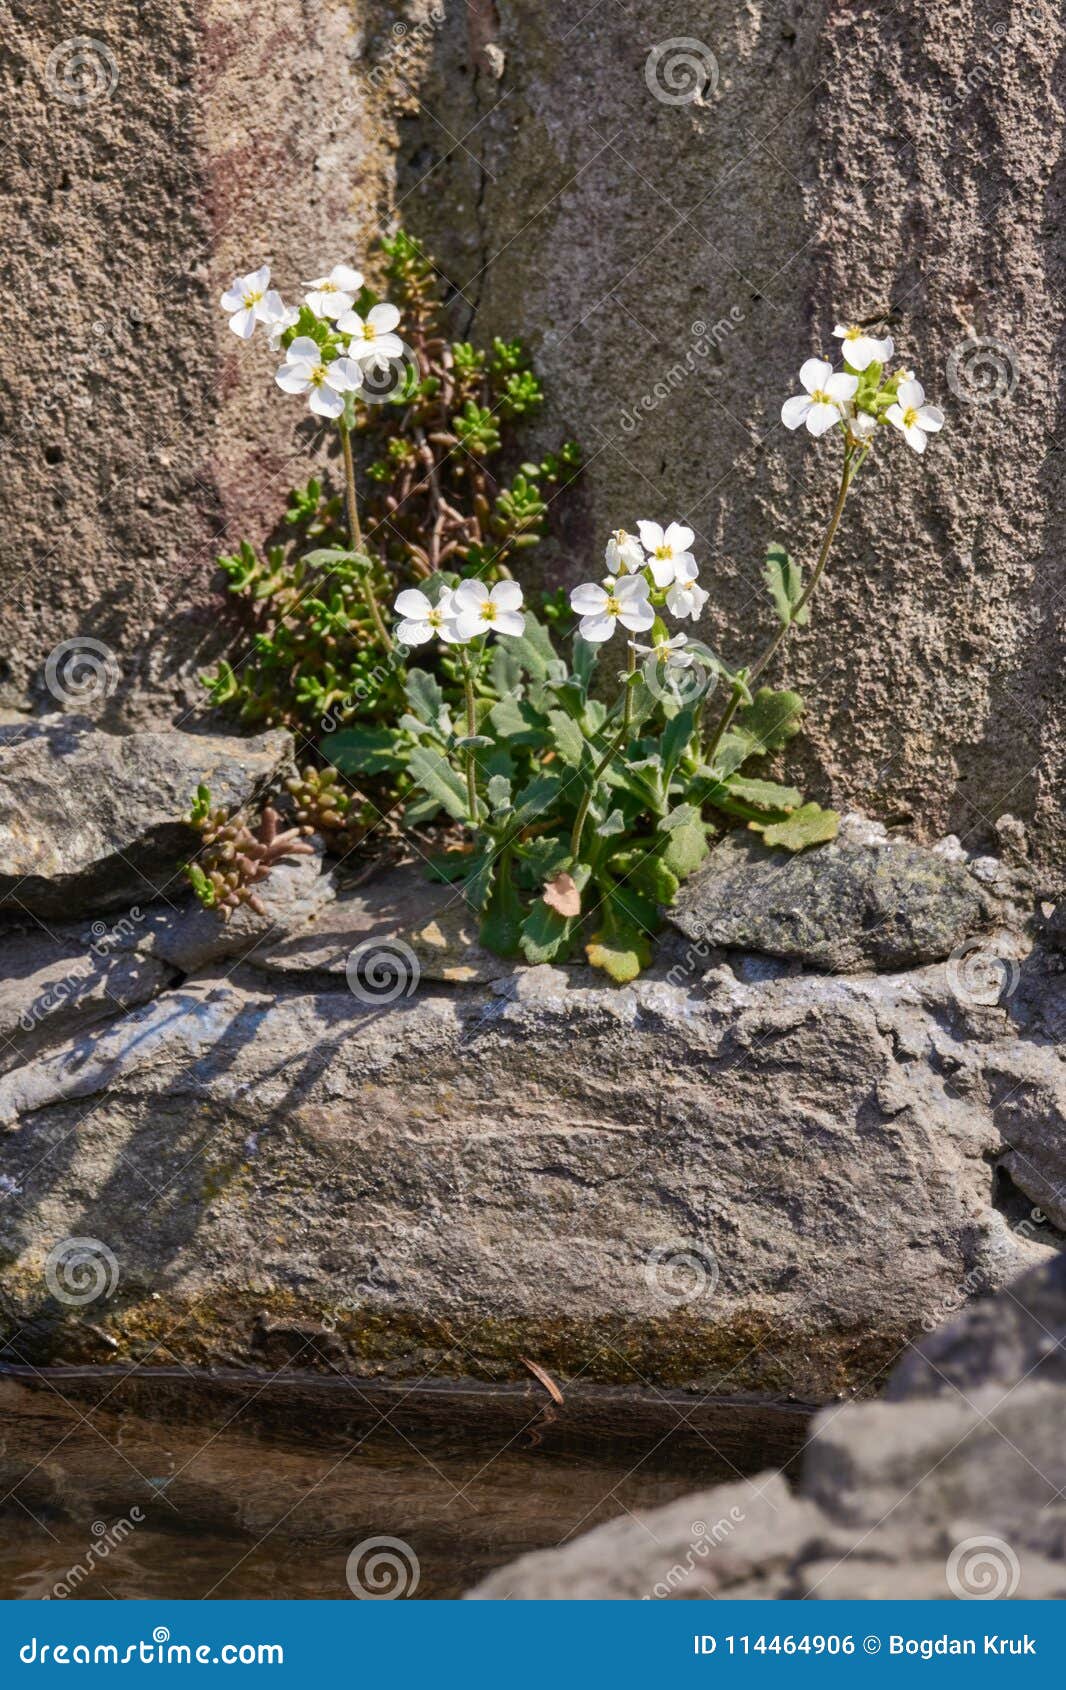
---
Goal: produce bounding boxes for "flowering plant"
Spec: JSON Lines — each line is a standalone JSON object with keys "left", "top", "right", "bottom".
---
{"left": 199, "top": 273, "right": 945, "bottom": 983}
{"left": 326, "top": 322, "right": 944, "bottom": 982}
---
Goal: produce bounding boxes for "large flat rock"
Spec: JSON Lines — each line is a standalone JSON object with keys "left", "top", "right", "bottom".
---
{"left": 0, "top": 909, "right": 1060, "bottom": 1395}
{"left": 0, "top": 718, "right": 293, "bottom": 914}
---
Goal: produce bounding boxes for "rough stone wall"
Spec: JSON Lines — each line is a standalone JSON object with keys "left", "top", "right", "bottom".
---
{"left": 2, "top": 2, "right": 1063, "bottom": 879}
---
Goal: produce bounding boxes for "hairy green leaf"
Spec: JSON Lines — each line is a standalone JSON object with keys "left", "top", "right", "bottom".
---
{"left": 407, "top": 745, "right": 470, "bottom": 822}
{"left": 760, "top": 803, "right": 840, "bottom": 851}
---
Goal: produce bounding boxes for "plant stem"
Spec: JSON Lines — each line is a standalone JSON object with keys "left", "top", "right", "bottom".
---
{"left": 622, "top": 636, "right": 638, "bottom": 733}
{"left": 702, "top": 441, "right": 861, "bottom": 767}
{"left": 339, "top": 422, "right": 392, "bottom": 650}
{"left": 570, "top": 647, "right": 637, "bottom": 861}
{"left": 460, "top": 651, "right": 479, "bottom": 824}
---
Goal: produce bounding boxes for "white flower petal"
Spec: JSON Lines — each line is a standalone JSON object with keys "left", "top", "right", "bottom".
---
{"left": 903, "top": 423, "right": 927, "bottom": 453}
{"left": 368, "top": 302, "right": 401, "bottom": 333}
{"left": 647, "top": 556, "right": 677, "bottom": 589}
{"left": 454, "top": 610, "right": 489, "bottom": 641}
{"left": 579, "top": 614, "right": 616, "bottom": 643}
{"left": 805, "top": 402, "right": 840, "bottom": 436}
{"left": 350, "top": 333, "right": 404, "bottom": 365}
{"left": 395, "top": 589, "right": 433, "bottom": 620}
{"left": 396, "top": 618, "right": 433, "bottom": 645}
{"left": 221, "top": 285, "right": 245, "bottom": 313}
{"left": 325, "top": 356, "right": 362, "bottom": 392}
{"left": 619, "top": 602, "right": 655, "bottom": 633}
{"left": 491, "top": 580, "right": 524, "bottom": 611}
{"left": 309, "top": 386, "right": 345, "bottom": 418}
{"left": 917, "top": 405, "right": 944, "bottom": 433}
{"left": 228, "top": 305, "right": 257, "bottom": 339}
{"left": 825, "top": 372, "right": 858, "bottom": 402}
{"left": 286, "top": 336, "right": 321, "bottom": 363}
{"left": 897, "top": 379, "right": 925, "bottom": 410}
{"left": 331, "top": 264, "right": 364, "bottom": 293}
{"left": 616, "top": 573, "right": 650, "bottom": 602}
{"left": 493, "top": 608, "right": 526, "bottom": 637}
{"left": 663, "top": 522, "right": 694, "bottom": 553}
{"left": 781, "top": 393, "right": 812, "bottom": 430}
{"left": 275, "top": 365, "right": 311, "bottom": 393}
{"left": 570, "top": 583, "right": 607, "bottom": 614}
{"left": 249, "top": 265, "right": 271, "bottom": 293}
{"left": 637, "top": 520, "right": 664, "bottom": 554}
{"left": 799, "top": 357, "right": 832, "bottom": 394}
{"left": 453, "top": 579, "right": 488, "bottom": 611}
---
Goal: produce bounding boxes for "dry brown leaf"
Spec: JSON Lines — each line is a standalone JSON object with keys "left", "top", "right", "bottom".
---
{"left": 542, "top": 871, "right": 581, "bottom": 918}
{"left": 519, "top": 1356, "right": 565, "bottom": 1404}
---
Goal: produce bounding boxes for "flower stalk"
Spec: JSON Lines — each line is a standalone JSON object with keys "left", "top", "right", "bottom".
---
{"left": 339, "top": 421, "right": 391, "bottom": 651}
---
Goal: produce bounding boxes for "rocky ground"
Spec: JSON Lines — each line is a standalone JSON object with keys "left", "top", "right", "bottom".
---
{"left": 0, "top": 721, "right": 1061, "bottom": 1403}
{"left": 468, "top": 1255, "right": 1066, "bottom": 1600}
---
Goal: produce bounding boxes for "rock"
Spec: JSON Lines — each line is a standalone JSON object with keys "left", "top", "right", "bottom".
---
{"left": 1045, "top": 902, "right": 1066, "bottom": 953}
{"left": 669, "top": 830, "right": 992, "bottom": 972}
{"left": 0, "top": 867, "right": 1060, "bottom": 1392}
{"left": 0, "top": 916, "right": 174, "bottom": 1076}
{"left": 0, "top": 718, "right": 293, "bottom": 915}
{"left": 467, "top": 1257, "right": 1066, "bottom": 1600}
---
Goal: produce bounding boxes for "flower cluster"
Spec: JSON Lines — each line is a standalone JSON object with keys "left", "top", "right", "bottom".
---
{"left": 219, "top": 259, "right": 406, "bottom": 419}
{"left": 568, "top": 520, "right": 708, "bottom": 644}
{"left": 782, "top": 323, "right": 945, "bottom": 453}
{"left": 393, "top": 579, "right": 526, "bottom": 647}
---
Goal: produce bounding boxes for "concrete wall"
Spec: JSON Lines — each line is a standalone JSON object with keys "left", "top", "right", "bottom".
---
{"left": 2, "top": 1, "right": 1063, "bottom": 880}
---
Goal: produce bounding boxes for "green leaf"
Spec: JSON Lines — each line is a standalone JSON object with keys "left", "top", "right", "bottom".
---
{"left": 512, "top": 771, "right": 564, "bottom": 830}
{"left": 478, "top": 857, "right": 524, "bottom": 956}
{"left": 520, "top": 898, "right": 577, "bottom": 964}
{"left": 405, "top": 668, "right": 445, "bottom": 726}
{"left": 508, "top": 613, "right": 559, "bottom": 681}
{"left": 488, "top": 695, "right": 546, "bottom": 744}
{"left": 324, "top": 726, "right": 405, "bottom": 776}
{"left": 716, "top": 688, "right": 805, "bottom": 772}
{"left": 571, "top": 635, "right": 599, "bottom": 694}
{"left": 723, "top": 775, "right": 804, "bottom": 811}
{"left": 486, "top": 773, "right": 513, "bottom": 813}
{"left": 659, "top": 817, "right": 709, "bottom": 878}
{"left": 547, "top": 709, "right": 586, "bottom": 769}
{"left": 585, "top": 909, "right": 653, "bottom": 984}
{"left": 407, "top": 745, "right": 470, "bottom": 822}
{"left": 489, "top": 643, "right": 523, "bottom": 696}
{"left": 760, "top": 803, "right": 840, "bottom": 851}
{"left": 762, "top": 542, "right": 809, "bottom": 628}
{"left": 661, "top": 706, "right": 694, "bottom": 789}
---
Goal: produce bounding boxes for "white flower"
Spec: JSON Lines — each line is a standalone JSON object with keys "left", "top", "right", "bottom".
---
{"left": 849, "top": 408, "right": 878, "bottom": 440}
{"left": 304, "top": 263, "right": 364, "bottom": 320}
{"left": 274, "top": 336, "right": 363, "bottom": 418}
{"left": 604, "top": 528, "right": 644, "bottom": 576}
{"left": 394, "top": 586, "right": 464, "bottom": 646}
{"left": 666, "top": 563, "right": 709, "bottom": 622}
{"left": 637, "top": 521, "right": 697, "bottom": 588}
{"left": 885, "top": 379, "right": 945, "bottom": 454}
{"left": 452, "top": 578, "right": 526, "bottom": 640}
{"left": 569, "top": 574, "right": 654, "bottom": 643}
{"left": 833, "top": 323, "right": 895, "bottom": 371}
{"left": 266, "top": 304, "right": 301, "bottom": 351}
{"left": 337, "top": 302, "right": 404, "bottom": 364}
{"left": 632, "top": 632, "right": 693, "bottom": 669}
{"left": 781, "top": 358, "right": 858, "bottom": 436}
{"left": 220, "top": 265, "right": 285, "bottom": 340}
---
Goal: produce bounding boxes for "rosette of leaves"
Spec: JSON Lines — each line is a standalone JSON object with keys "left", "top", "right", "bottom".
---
{"left": 323, "top": 591, "right": 838, "bottom": 984}
{"left": 183, "top": 785, "right": 315, "bottom": 919}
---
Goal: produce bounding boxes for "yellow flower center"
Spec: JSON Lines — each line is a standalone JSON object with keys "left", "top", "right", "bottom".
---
{"left": 428, "top": 609, "right": 443, "bottom": 627}
{"left": 844, "top": 326, "right": 861, "bottom": 341}
{"left": 479, "top": 601, "right": 496, "bottom": 622}
{"left": 309, "top": 364, "right": 328, "bottom": 387}
{"left": 811, "top": 388, "right": 832, "bottom": 405}
{"left": 243, "top": 289, "right": 263, "bottom": 307}
{"left": 361, "top": 323, "right": 377, "bottom": 341}
{"left": 606, "top": 596, "right": 622, "bottom": 616}
{"left": 654, "top": 544, "right": 671, "bottom": 560}
{"left": 902, "top": 406, "right": 919, "bottom": 427}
